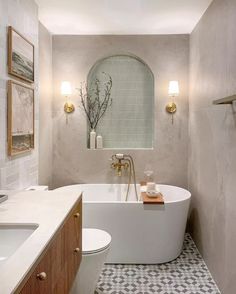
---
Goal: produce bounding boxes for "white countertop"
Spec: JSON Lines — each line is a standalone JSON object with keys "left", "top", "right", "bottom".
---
{"left": 0, "top": 189, "right": 82, "bottom": 294}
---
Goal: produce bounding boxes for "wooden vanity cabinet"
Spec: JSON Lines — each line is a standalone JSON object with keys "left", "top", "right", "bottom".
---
{"left": 18, "top": 197, "right": 82, "bottom": 294}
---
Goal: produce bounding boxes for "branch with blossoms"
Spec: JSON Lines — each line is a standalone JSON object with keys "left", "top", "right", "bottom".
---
{"left": 78, "top": 73, "right": 112, "bottom": 130}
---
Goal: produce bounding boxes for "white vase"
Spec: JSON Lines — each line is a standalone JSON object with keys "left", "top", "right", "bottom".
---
{"left": 90, "top": 129, "right": 96, "bottom": 149}
{"left": 96, "top": 135, "right": 103, "bottom": 149}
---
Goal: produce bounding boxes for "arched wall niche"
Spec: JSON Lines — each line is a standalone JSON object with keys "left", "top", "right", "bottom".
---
{"left": 87, "top": 54, "right": 154, "bottom": 149}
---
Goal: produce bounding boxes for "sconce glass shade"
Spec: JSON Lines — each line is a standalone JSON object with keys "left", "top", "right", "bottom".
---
{"left": 168, "top": 81, "right": 179, "bottom": 96}
{"left": 61, "top": 81, "right": 72, "bottom": 96}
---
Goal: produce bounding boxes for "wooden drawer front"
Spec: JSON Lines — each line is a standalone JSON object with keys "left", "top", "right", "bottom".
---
{"left": 65, "top": 200, "right": 82, "bottom": 288}
{"left": 20, "top": 247, "right": 52, "bottom": 294}
{"left": 20, "top": 198, "right": 82, "bottom": 294}
{"left": 51, "top": 229, "right": 67, "bottom": 293}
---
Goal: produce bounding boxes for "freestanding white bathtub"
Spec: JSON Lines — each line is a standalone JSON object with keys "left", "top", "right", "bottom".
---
{"left": 56, "top": 184, "right": 191, "bottom": 264}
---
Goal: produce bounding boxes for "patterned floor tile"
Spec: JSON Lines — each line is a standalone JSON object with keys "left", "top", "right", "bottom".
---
{"left": 96, "top": 234, "right": 220, "bottom": 294}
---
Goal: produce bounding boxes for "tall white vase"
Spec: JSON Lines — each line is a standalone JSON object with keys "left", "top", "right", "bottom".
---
{"left": 90, "top": 129, "right": 96, "bottom": 149}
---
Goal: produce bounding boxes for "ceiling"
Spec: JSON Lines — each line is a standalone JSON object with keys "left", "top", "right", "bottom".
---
{"left": 36, "top": 0, "right": 213, "bottom": 35}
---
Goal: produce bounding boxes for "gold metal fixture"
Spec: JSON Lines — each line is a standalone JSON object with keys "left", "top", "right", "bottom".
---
{"left": 166, "top": 81, "right": 179, "bottom": 124}
{"left": 61, "top": 81, "right": 75, "bottom": 122}
{"left": 37, "top": 272, "right": 47, "bottom": 281}
{"left": 110, "top": 154, "right": 139, "bottom": 202}
{"left": 111, "top": 159, "right": 129, "bottom": 177}
{"left": 74, "top": 212, "right": 80, "bottom": 218}
{"left": 74, "top": 248, "right": 80, "bottom": 253}
{"left": 166, "top": 102, "right": 177, "bottom": 114}
{"left": 64, "top": 102, "right": 75, "bottom": 113}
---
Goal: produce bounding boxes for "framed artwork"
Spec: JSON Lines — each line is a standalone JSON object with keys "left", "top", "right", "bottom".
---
{"left": 8, "top": 26, "right": 34, "bottom": 83}
{"left": 8, "top": 80, "right": 34, "bottom": 156}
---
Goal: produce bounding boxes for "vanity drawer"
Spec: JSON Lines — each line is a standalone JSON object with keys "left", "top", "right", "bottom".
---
{"left": 20, "top": 235, "right": 58, "bottom": 293}
{"left": 65, "top": 200, "right": 82, "bottom": 288}
{"left": 19, "top": 196, "right": 82, "bottom": 294}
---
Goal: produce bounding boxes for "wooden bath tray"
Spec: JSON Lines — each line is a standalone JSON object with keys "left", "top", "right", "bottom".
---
{"left": 141, "top": 192, "right": 164, "bottom": 204}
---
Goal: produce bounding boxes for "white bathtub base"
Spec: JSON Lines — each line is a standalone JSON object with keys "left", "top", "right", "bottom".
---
{"left": 84, "top": 201, "right": 189, "bottom": 264}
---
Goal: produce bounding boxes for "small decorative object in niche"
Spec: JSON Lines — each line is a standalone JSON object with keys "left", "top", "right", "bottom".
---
{"left": 90, "top": 129, "right": 96, "bottom": 149}
{"left": 8, "top": 26, "right": 34, "bottom": 83}
{"left": 7, "top": 80, "right": 34, "bottom": 156}
{"left": 77, "top": 73, "right": 112, "bottom": 148}
{"left": 96, "top": 135, "right": 103, "bottom": 149}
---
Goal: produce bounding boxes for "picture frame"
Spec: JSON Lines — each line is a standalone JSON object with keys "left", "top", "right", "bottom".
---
{"left": 8, "top": 80, "right": 34, "bottom": 156}
{"left": 8, "top": 26, "right": 35, "bottom": 83}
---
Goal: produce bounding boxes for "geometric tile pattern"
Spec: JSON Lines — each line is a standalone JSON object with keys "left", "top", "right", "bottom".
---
{"left": 96, "top": 234, "right": 221, "bottom": 294}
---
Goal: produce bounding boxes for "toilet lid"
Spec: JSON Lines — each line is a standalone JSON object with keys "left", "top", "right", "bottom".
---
{"left": 82, "top": 228, "right": 112, "bottom": 254}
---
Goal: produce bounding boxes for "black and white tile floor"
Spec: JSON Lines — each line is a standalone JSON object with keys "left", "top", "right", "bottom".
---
{"left": 96, "top": 234, "right": 220, "bottom": 294}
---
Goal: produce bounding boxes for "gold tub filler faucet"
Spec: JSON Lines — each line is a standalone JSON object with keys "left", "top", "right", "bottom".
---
{"left": 110, "top": 154, "right": 139, "bottom": 202}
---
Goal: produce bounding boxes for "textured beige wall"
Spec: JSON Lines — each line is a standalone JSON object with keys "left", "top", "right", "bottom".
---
{"left": 38, "top": 23, "right": 53, "bottom": 188}
{"left": 52, "top": 35, "right": 189, "bottom": 188}
{"left": 0, "top": 0, "right": 39, "bottom": 189}
{"left": 189, "top": 0, "right": 236, "bottom": 293}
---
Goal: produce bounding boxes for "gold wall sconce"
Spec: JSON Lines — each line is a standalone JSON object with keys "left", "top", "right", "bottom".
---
{"left": 166, "top": 81, "right": 179, "bottom": 123}
{"left": 61, "top": 81, "right": 75, "bottom": 114}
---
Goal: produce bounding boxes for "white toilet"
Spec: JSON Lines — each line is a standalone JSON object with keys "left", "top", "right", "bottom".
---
{"left": 71, "top": 228, "right": 112, "bottom": 294}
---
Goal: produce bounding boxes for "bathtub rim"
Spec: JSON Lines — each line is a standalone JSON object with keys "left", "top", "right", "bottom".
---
{"left": 55, "top": 183, "right": 191, "bottom": 204}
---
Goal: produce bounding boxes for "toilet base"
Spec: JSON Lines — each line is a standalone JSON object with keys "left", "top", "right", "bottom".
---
{"left": 70, "top": 246, "right": 110, "bottom": 294}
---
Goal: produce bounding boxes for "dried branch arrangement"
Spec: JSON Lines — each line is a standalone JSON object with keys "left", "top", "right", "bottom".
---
{"left": 78, "top": 73, "right": 113, "bottom": 130}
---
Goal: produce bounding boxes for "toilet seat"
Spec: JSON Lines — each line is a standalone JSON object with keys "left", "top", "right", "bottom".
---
{"left": 82, "top": 228, "right": 111, "bottom": 255}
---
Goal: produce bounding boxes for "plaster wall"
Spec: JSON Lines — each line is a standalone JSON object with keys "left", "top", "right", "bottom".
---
{"left": 189, "top": 0, "right": 236, "bottom": 292}
{"left": 0, "top": 0, "right": 39, "bottom": 189}
{"left": 52, "top": 35, "right": 189, "bottom": 188}
{"left": 38, "top": 23, "right": 53, "bottom": 188}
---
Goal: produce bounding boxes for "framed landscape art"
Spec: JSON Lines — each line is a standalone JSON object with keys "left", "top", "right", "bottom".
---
{"left": 8, "top": 26, "right": 34, "bottom": 83}
{"left": 8, "top": 80, "right": 34, "bottom": 156}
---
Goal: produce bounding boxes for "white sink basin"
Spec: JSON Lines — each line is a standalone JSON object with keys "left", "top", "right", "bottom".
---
{"left": 0, "top": 224, "right": 38, "bottom": 265}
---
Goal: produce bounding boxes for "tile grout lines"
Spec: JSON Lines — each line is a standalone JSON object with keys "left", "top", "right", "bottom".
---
{"left": 96, "top": 234, "right": 221, "bottom": 294}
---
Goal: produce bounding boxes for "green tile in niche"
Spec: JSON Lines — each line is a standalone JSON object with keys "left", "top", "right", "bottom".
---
{"left": 88, "top": 54, "right": 154, "bottom": 149}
